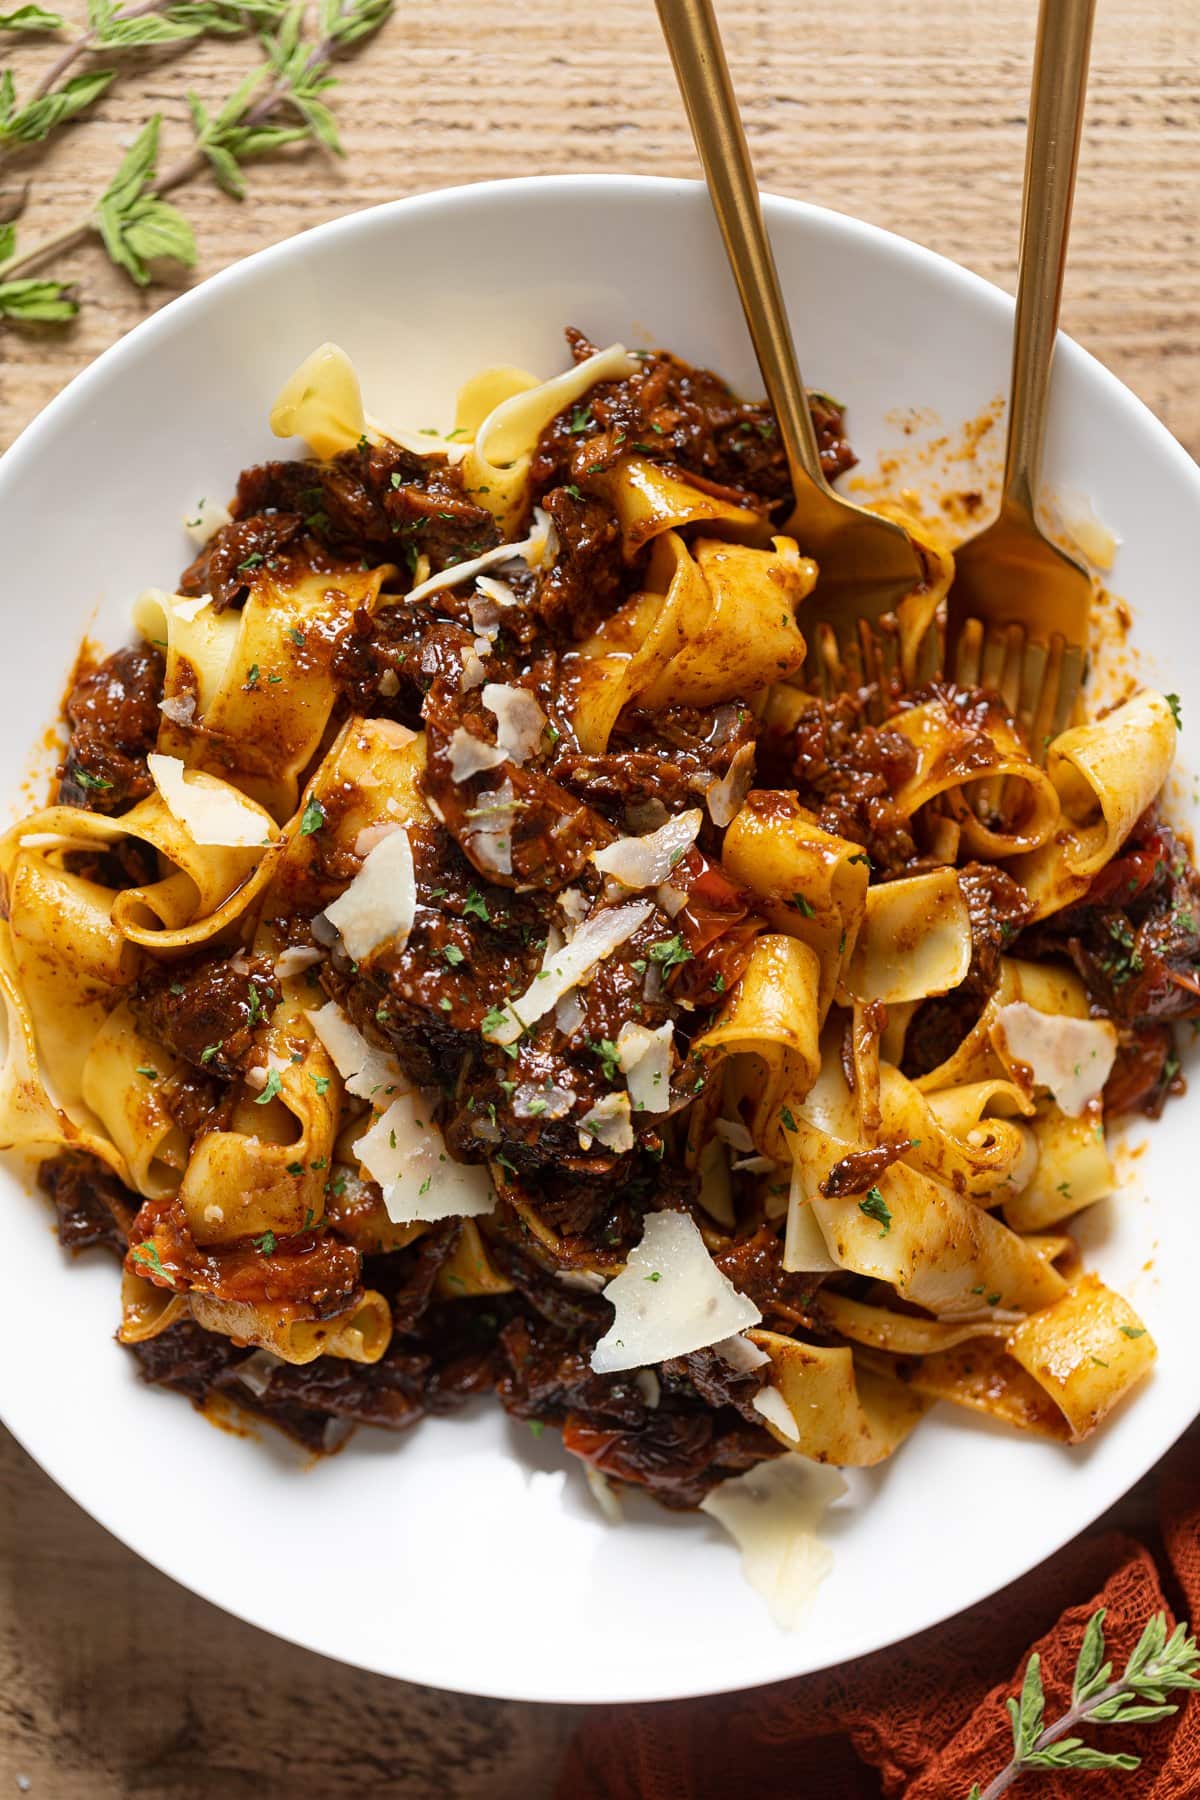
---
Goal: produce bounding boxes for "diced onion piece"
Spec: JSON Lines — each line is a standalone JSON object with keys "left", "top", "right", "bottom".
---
{"left": 616, "top": 1019, "right": 673, "bottom": 1114}
{"left": 147, "top": 754, "right": 272, "bottom": 849}
{"left": 715, "top": 1331, "right": 770, "bottom": 1373}
{"left": 307, "top": 1001, "right": 404, "bottom": 1104}
{"left": 752, "top": 1386, "right": 800, "bottom": 1442}
{"left": 378, "top": 668, "right": 400, "bottom": 699}
{"left": 706, "top": 743, "right": 756, "bottom": 828}
{"left": 592, "top": 809, "right": 702, "bottom": 890}
{"left": 485, "top": 901, "right": 652, "bottom": 1045}
{"left": 634, "top": 1368, "right": 661, "bottom": 1408}
{"left": 274, "top": 946, "right": 322, "bottom": 981}
{"left": 448, "top": 727, "right": 507, "bottom": 781}
{"left": 324, "top": 826, "right": 415, "bottom": 963}
{"left": 994, "top": 1002, "right": 1118, "bottom": 1117}
{"left": 483, "top": 683, "right": 548, "bottom": 765}
{"left": 182, "top": 497, "right": 231, "bottom": 549}
{"left": 700, "top": 1456, "right": 846, "bottom": 1630}
{"left": 590, "top": 1211, "right": 761, "bottom": 1374}
{"left": 578, "top": 1091, "right": 634, "bottom": 1152}
{"left": 357, "top": 1091, "right": 496, "bottom": 1223}
{"left": 235, "top": 1348, "right": 283, "bottom": 1397}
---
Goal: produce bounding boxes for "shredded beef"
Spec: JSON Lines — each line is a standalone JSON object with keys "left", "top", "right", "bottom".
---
{"left": 39, "top": 1151, "right": 136, "bottom": 1254}
{"left": 59, "top": 644, "right": 163, "bottom": 812}
{"left": 129, "top": 952, "right": 281, "bottom": 1080}
{"left": 179, "top": 512, "right": 305, "bottom": 608}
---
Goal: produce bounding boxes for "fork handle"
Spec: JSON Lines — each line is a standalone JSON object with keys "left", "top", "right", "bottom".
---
{"left": 1004, "top": 0, "right": 1096, "bottom": 520}
{"left": 654, "top": 0, "right": 829, "bottom": 505}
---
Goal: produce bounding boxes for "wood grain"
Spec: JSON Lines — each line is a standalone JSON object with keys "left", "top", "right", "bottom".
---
{"left": 1, "top": 2, "right": 1198, "bottom": 1793}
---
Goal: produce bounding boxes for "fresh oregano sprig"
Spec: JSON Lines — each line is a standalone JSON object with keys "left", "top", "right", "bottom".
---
{"left": 0, "top": 0, "right": 391, "bottom": 321}
{"left": 968, "top": 1606, "right": 1200, "bottom": 1798}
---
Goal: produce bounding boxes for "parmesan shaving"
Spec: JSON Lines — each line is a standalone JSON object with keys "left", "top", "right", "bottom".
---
{"left": 405, "top": 506, "right": 556, "bottom": 605}
{"left": 448, "top": 727, "right": 507, "bottom": 781}
{"left": 158, "top": 693, "right": 196, "bottom": 727}
{"left": 616, "top": 1020, "right": 673, "bottom": 1114}
{"left": 697, "top": 1138, "right": 735, "bottom": 1228}
{"left": 357, "top": 1091, "right": 496, "bottom": 1224}
{"left": 994, "top": 1002, "right": 1118, "bottom": 1117}
{"left": 715, "top": 1332, "right": 770, "bottom": 1373}
{"left": 591, "top": 809, "right": 702, "bottom": 890}
{"left": 306, "top": 1001, "right": 404, "bottom": 1103}
{"left": 171, "top": 592, "right": 212, "bottom": 623}
{"left": 700, "top": 1455, "right": 846, "bottom": 1630}
{"left": 244, "top": 1051, "right": 291, "bottom": 1094}
{"left": 475, "top": 575, "right": 518, "bottom": 608}
{"left": 634, "top": 1369, "right": 661, "bottom": 1408}
{"left": 752, "top": 1386, "right": 800, "bottom": 1442}
{"left": 656, "top": 884, "right": 688, "bottom": 918}
{"left": 486, "top": 902, "right": 652, "bottom": 1045}
{"left": 459, "top": 648, "right": 488, "bottom": 691}
{"left": 463, "top": 776, "right": 516, "bottom": 877}
{"left": 590, "top": 1211, "right": 761, "bottom": 1374}
{"left": 377, "top": 668, "right": 400, "bottom": 699}
{"left": 555, "top": 988, "right": 585, "bottom": 1037}
{"left": 584, "top": 1465, "right": 623, "bottom": 1524}
{"left": 578, "top": 1091, "right": 634, "bottom": 1152}
{"left": 706, "top": 743, "right": 756, "bottom": 828}
{"left": 714, "top": 1118, "right": 756, "bottom": 1154}
{"left": 483, "top": 683, "right": 548, "bottom": 765}
{"left": 182, "top": 496, "right": 231, "bottom": 549}
{"left": 514, "top": 1082, "right": 576, "bottom": 1120}
{"left": 324, "top": 826, "right": 416, "bottom": 962}
{"left": 147, "top": 754, "right": 272, "bottom": 849}
{"left": 274, "top": 946, "right": 322, "bottom": 981}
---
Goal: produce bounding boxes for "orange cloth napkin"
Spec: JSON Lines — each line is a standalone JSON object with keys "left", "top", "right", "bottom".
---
{"left": 558, "top": 1433, "right": 1199, "bottom": 1799}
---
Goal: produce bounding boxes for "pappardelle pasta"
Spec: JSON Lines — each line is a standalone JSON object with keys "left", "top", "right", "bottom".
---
{"left": 6, "top": 328, "right": 1191, "bottom": 1524}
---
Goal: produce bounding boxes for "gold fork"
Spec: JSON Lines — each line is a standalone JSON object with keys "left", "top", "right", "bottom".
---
{"left": 654, "top": 0, "right": 923, "bottom": 692}
{"left": 945, "top": 0, "right": 1097, "bottom": 759}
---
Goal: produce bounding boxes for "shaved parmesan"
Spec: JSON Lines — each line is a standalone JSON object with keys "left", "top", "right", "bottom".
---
{"left": 468, "top": 594, "right": 501, "bottom": 639}
{"left": 752, "top": 1385, "right": 800, "bottom": 1442}
{"left": 584, "top": 1465, "right": 623, "bottom": 1524}
{"left": 460, "top": 648, "right": 488, "bottom": 691}
{"left": 616, "top": 1019, "right": 673, "bottom": 1114}
{"left": 147, "top": 754, "right": 271, "bottom": 849}
{"left": 656, "top": 883, "right": 688, "bottom": 918}
{"left": 324, "top": 826, "right": 415, "bottom": 962}
{"left": 463, "top": 776, "right": 517, "bottom": 876}
{"left": 700, "top": 1455, "right": 846, "bottom": 1630}
{"left": 514, "top": 1082, "right": 576, "bottom": 1120}
{"left": 715, "top": 1332, "right": 770, "bottom": 1373}
{"left": 159, "top": 693, "right": 197, "bottom": 727}
{"left": 624, "top": 798, "right": 670, "bottom": 834}
{"left": 475, "top": 575, "right": 518, "bottom": 608}
{"left": 377, "top": 668, "right": 400, "bottom": 699}
{"left": 706, "top": 743, "right": 756, "bottom": 828}
{"left": 307, "top": 1001, "right": 404, "bottom": 1103}
{"left": 357, "top": 1091, "right": 496, "bottom": 1223}
{"left": 559, "top": 887, "right": 588, "bottom": 925}
{"left": 556, "top": 1268, "right": 608, "bottom": 1293}
{"left": 171, "top": 592, "right": 212, "bottom": 623}
{"left": 995, "top": 1002, "right": 1117, "bottom": 1117}
{"left": 579, "top": 1091, "right": 634, "bottom": 1152}
{"left": 697, "top": 1138, "right": 735, "bottom": 1228}
{"left": 714, "top": 1117, "right": 755, "bottom": 1154}
{"left": 182, "top": 496, "right": 231, "bottom": 548}
{"left": 485, "top": 901, "right": 652, "bottom": 1045}
{"left": 405, "top": 507, "right": 557, "bottom": 605}
{"left": 590, "top": 1211, "right": 761, "bottom": 1374}
{"left": 448, "top": 727, "right": 507, "bottom": 782}
{"left": 275, "top": 946, "right": 322, "bottom": 980}
{"left": 592, "top": 809, "right": 702, "bottom": 890}
{"left": 483, "top": 683, "right": 548, "bottom": 765}
{"left": 235, "top": 1348, "right": 282, "bottom": 1397}
{"left": 634, "top": 1368, "right": 661, "bottom": 1408}
{"left": 555, "top": 989, "right": 585, "bottom": 1037}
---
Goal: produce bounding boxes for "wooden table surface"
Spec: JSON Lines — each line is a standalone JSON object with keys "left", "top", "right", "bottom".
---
{"left": 2, "top": 2, "right": 1200, "bottom": 1793}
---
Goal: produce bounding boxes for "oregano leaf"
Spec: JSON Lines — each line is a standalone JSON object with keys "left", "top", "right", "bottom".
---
{"left": 1024, "top": 1745, "right": 1141, "bottom": 1772}
{"left": 0, "top": 219, "right": 14, "bottom": 265}
{"left": 1073, "top": 1607, "right": 1112, "bottom": 1703}
{"left": 0, "top": 4, "right": 65, "bottom": 28}
{"left": 0, "top": 68, "right": 115, "bottom": 144}
{"left": 0, "top": 276, "right": 77, "bottom": 320}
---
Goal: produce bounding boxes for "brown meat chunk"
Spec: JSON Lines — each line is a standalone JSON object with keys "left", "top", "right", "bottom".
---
{"left": 535, "top": 487, "right": 626, "bottom": 637}
{"left": 128, "top": 1194, "right": 362, "bottom": 1318}
{"left": 59, "top": 644, "right": 163, "bottom": 813}
{"left": 38, "top": 1150, "right": 137, "bottom": 1253}
{"left": 958, "top": 862, "right": 1033, "bottom": 994}
{"left": 179, "top": 512, "right": 304, "bottom": 608}
{"left": 129, "top": 952, "right": 281, "bottom": 1079}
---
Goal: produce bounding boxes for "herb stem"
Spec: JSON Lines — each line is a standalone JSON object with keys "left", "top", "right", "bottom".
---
{"left": 977, "top": 1678, "right": 1129, "bottom": 1799}
{"left": 22, "top": 0, "right": 167, "bottom": 108}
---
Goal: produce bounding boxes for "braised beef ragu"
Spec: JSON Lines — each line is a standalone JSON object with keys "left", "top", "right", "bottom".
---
{"left": 27, "top": 329, "right": 1194, "bottom": 1508}
{"left": 58, "top": 643, "right": 164, "bottom": 812}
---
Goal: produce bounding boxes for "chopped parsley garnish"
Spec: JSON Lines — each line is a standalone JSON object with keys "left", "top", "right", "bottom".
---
{"left": 299, "top": 796, "right": 326, "bottom": 836}
{"left": 648, "top": 934, "right": 692, "bottom": 971}
{"left": 563, "top": 483, "right": 584, "bottom": 500}
{"left": 200, "top": 1042, "right": 221, "bottom": 1064}
{"left": 463, "top": 889, "right": 491, "bottom": 923}
{"left": 644, "top": 1271, "right": 661, "bottom": 1283}
{"left": 135, "top": 1064, "right": 158, "bottom": 1080}
{"left": 130, "top": 1241, "right": 169, "bottom": 1280}
{"left": 71, "top": 765, "right": 113, "bottom": 792}
{"left": 1120, "top": 1325, "right": 1147, "bottom": 1339}
{"left": 568, "top": 404, "right": 594, "bottom": 435}
{"left": 442, "top": 944, "right": 465, "bottom": 967}
{"left": 237, "top": 552, "right": 264, "bottom": 573}
{"left": 848, "top": 852, "right": 872, "bottom": 868}
{"left": 245, "top": 663, "right": 260, "bottom": 690}
{"left": 481, "top": 1005, "right": 511, "bottom": 1037}
{"left": 779, "top": 1105, "right": 798, "bottom": 1133}
{"left": 252, "top": 1229, "right": 278, "bottom": 1256}
{"left": 312, "top": 1075, "right": 331, "bottom": 1096}
{"left": 528, "top": 1419, "right": 546, "bottom": 1438}
{"left": 1168, "top": 692, "right": 1183, "bottom": 729}
{"left": 286, "top": 1161, "right": 304, "bottom": 1176}
{"left": 858, "top": 1186, "right": 892, "bottom": 1236}
{"left": 791, "top": 893, "right": 815, "bottom": 917}
{"left": 246, "top": 981, "right": 264, "bottom": 1027}
{"left": 288, "top": 626, "right": 305, "bottom": 647}
{"left": 254, "top": 1069, "right": 283, "bottom": 1105}
{"left": 591, "top": 1038, "right": 621, "bottom": 1081}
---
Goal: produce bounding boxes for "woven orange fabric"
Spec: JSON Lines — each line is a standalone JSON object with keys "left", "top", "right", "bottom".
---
{"left": 558, "top": 1433, "right": 1200, "bottom": 1799}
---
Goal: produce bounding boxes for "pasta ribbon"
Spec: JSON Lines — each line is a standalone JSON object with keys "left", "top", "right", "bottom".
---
{"left": 841, "top": 867, "right": 972, "bottom": 1005}
{"left": 888, "top": 689, "right": 1060, "bottom": 857}
{"left": 1014, "top": 690, "right": 1178, "bottom": 919}
{"left": 721, "top": 793, "right": 866, "bottom": 1020}
{"left": 597, "top": 454, "right": 766, "bottom": 559}
{"left": 695, "top": 933, "right": 822, "bottom": 1155}
{"left": 189, "top": 1289, "right": 393, "bottom": 1365}
{"left": 748, "top": 1329, "right": 930, "bottom": 1465}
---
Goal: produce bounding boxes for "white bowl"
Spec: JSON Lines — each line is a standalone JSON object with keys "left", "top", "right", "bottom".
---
{"left": 1, "top": 176, "right": 1197, "bottom": 1705}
